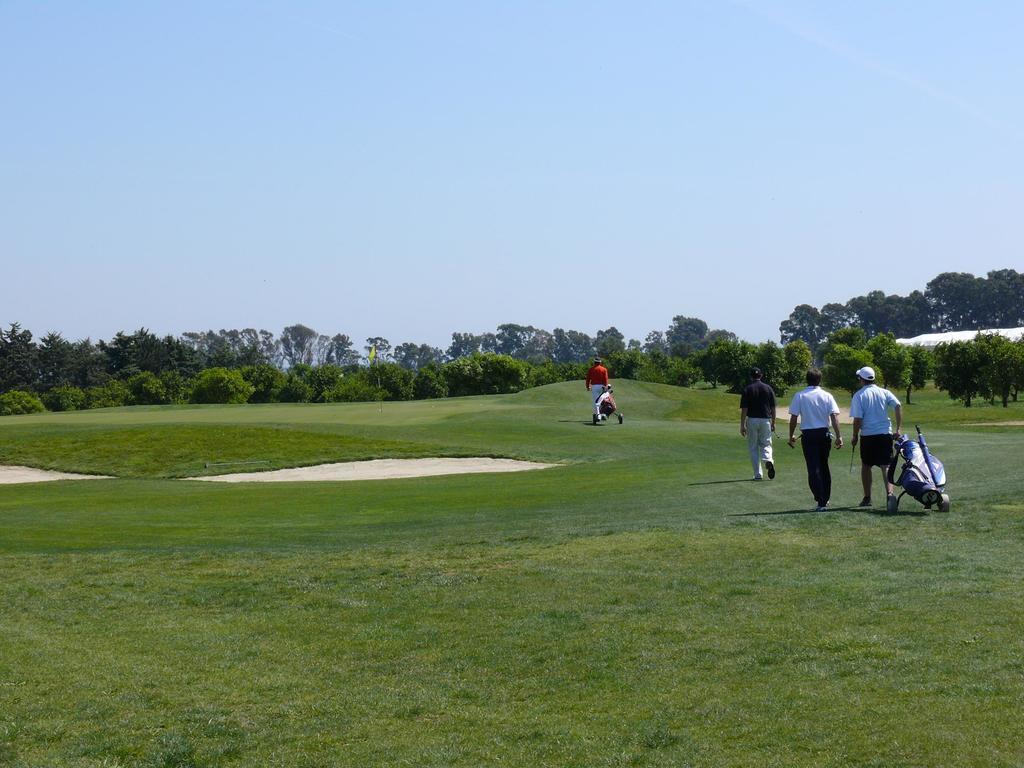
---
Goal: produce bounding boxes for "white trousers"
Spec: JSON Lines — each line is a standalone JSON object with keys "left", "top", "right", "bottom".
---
{"left": 591, "top": 384, "right": 606, "bottom": 415}
{"left": 746, "top": 417, "right": 774, "bottom": 476}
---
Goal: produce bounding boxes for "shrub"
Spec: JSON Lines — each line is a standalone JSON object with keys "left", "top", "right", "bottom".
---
{"left": 0, "top": 390, "right": 46, "bottom": 416}
{"left": 159, "top": 370, "right": 192, "bottom": 404}
{"left": 477, "top": 354, "right": 530, "bottom": 395}
{"left": 413, "top": 364, "right": 449, "bottom": 399}
{"left": 443, "top": 356, "right": 485, "bottom": 397}
{"left": 323, "top": 374, "right": 382, "bottom": 403}
{"left": 307, "top": 364, "right": 346, "bottom": 403}
{"left": 666, "top": 358, "right": 701, "bottom": 387}
{"left": 42, "top": 384, "right": 86, "bottom": 412}
{"left": 445, "top": 353, "right": 530, "bottom": 396}
{"left": 84, "top": 380, "right": 130, "bottom": 409}
{"left": 127, "top": 371, "right": 169, "bottom": 405}
{"left": 372, "top": 363, "right": 415, "bottom": 401}
{"left": 241, "top": 364, "right": 286, "bottom": 403}
{"left": 605, "top": 349, "right": 646, "bottom": 380}
{"left": 189, "top": 367, "right": 255, "bottom": 404}
{"left": 278, "top": 373, "right": 312, "bottom": 403}
{"left": 529, "top": 362, "right": 586, "bottom": 388}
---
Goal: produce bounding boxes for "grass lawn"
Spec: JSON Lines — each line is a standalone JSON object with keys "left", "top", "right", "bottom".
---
{"left": 2, "top": 381, "right": 1023, "bottom": 767}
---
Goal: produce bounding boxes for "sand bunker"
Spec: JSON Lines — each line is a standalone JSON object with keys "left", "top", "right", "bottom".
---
{"left": 775, "top": 406, "right": 852, "bottom": 424}
{"left": 188, "top": 457, "right": 558, "bottom": 483}
{"left": 0, "top": 466, "right": 112, "bottom": 484}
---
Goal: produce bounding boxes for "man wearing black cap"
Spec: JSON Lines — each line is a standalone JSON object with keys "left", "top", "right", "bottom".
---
{"left": 585, "top": 357, "right": 610, "bottom": 425}
{"left": 740, "top": 367, "right": 776, "bottom": 480}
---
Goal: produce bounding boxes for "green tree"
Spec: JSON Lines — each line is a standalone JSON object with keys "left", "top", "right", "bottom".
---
{"left": 666, "top": 316, "right": 709, "bottom": 357}
{"left": 975, "top": 333, "right": 1019, "bottom": 407}
{"left": 447, "top": 332, "right": 483, "bottom": 360}
{"left": 782, "top": 340, "right": 813, "bottom": 389}
{"left": 753, "top": 342, "right": 788, "bottom": 396}
{"left": 594, "top": 327, "right": 626, "bottom": 357}
{"left": 280, "top": 324, "right": 320, "bottom": 367}
{"left": 0, "top": 323, "right": 38, "bottom": 392}
{"left": 933, "top": 341, "right": 985, "bottom": 407}
{"left": 36, "top": 331, "right": 73, "bottom": 390}
{"left": 865, "top": 333, "right": 910, "bottom": 391}
{"left": 189, "top": 368, "right": 255, "bottom": 404}
{"left": 822, "top": 344, "right": 874, "bottom": 394}
{"left": 698, "top": 339, "right": 756, "bottom": 392}
{"left": 906, "top": 346, "right": 933, "bottom": 404}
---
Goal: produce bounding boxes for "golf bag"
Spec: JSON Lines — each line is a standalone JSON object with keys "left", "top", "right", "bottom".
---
{"left": 886, "top": 426, "right": 950, "bottom": 513}
{"left": 596, "top": 388, "right": 623, "bottom": 424}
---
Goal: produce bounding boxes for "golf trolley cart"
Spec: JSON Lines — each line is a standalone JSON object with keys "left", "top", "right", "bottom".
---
{"left": 594, "top": 386, "right": 623, "bottom": 425}
{"left": 886, "top": 425, "right": 950, "bottom": 514}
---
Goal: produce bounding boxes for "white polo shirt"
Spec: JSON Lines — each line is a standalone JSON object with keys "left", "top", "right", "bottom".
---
{"left": 789, "top": 386, "right": 840, "bottom": 430}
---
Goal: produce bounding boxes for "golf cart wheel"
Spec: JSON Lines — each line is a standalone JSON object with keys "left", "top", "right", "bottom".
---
{"left": 939, "top": 494, "right": 951, "bottom": 513}
{"left": 886, "top": 495, "right": 898, "bottom": 515}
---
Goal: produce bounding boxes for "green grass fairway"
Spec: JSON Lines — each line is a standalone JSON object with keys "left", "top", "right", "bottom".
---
{"left": 2, "top": 381, "right": 1024, "bottom": 767}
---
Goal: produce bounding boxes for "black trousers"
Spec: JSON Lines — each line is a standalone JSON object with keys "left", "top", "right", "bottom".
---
{"left": 800, "top": 428, "right": 832, "bottom": 505}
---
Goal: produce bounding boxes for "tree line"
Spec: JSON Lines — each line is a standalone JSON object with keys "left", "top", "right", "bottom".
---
{"left": 3, "top": 264, "right": 1023, "bottom": 415}
{"left": 0, "top": 316, "right": 820, "bottom": 414}
{"left": 779, "top": 268, "right": 1024, "bottom": 356}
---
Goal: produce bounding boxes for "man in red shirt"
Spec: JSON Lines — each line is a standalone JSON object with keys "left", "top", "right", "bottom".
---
{"left": 585, "top": 357, "right": 609, "bottom": 424}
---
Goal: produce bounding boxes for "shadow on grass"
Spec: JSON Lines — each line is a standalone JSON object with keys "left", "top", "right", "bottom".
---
{"left": 729, "top": 505, "right": 929, "bottom": 518}
{"left": 688, "top": 478, "right": 757, "bottom": 486}
{"left": 728, "top": 507, "right": 836, "bottom": 517}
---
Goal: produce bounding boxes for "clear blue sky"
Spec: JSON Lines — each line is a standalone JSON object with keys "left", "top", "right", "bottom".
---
{"left": 2, "top": 1, "right": 1022, "bottom": 349}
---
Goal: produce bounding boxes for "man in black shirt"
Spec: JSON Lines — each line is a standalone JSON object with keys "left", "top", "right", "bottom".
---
{"left": 740, "top": 367, "right": 777, "bottom": 480}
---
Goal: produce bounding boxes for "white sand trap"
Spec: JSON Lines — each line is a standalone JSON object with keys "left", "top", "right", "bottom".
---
{"left": 188, "top": 457, "right": 558, "bottom": 483}
{"left": 776, "top": 406, "right": 852, "bottom": 424}
{"left": 0, "top": 465, "right": 113, "bottom": 484}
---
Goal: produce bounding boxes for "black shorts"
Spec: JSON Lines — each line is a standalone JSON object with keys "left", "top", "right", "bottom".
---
{"left": 859, "top": 433, "right": 894, "bottom": 467}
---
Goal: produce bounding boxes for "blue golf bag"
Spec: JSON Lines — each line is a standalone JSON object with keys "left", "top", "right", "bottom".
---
{"left": 886, "top": 426, "right": 950, "bottom": 513}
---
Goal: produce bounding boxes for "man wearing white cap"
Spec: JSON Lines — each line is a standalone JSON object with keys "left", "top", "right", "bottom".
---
{"left": 849, "top": 365, "right": 903, "bottom": 508}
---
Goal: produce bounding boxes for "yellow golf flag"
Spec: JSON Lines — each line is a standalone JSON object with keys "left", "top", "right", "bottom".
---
{"left": 368, "top": 345, "right": 376, "bottom": 363}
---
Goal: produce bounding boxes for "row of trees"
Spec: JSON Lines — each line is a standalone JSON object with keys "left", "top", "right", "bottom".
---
{"left": 3, "top": 325, "right": 1021, "bottom": 415}
{"left": 814, "top": 328, "right": 1024, "bottom": 408}
{"left": 0, "top": 315, "right": 740, "bottom": 397}
{"left": 779, "top": 269, "right": 1024, "bottom": 356}
{"left": 0, "top": 335, "right": 818, "bottom": 415}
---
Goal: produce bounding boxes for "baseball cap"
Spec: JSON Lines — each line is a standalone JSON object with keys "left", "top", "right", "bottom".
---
{"left": 750, "top": 367, "right": 762, "bottom": 378}
{"left": 856, "top": 366, "right": 876, "bottom": 381}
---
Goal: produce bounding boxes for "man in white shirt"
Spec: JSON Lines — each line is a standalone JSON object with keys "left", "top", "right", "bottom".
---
{"left": 850, "top": 365, "right": 902, "bottom": 508}
{"left": 787, "top": 368, "right": 844, "bottom": 511}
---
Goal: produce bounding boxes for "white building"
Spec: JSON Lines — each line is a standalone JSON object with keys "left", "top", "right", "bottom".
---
{"left": 895, "top": 327, "right": 1024, "bottom": 349}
